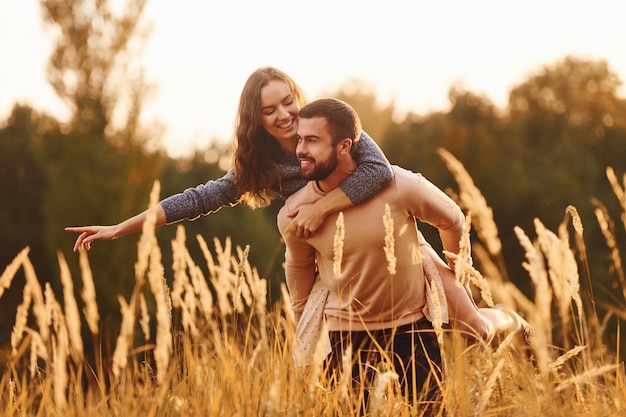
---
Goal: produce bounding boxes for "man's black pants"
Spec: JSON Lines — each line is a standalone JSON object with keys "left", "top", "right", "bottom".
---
{"left": 328, "top": 318, "right": 442, "bottom": 412}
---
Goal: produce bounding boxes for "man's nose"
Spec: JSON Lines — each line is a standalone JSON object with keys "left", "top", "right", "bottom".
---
{"left": 296, "top": 141, "right": 306, "bottom": 155}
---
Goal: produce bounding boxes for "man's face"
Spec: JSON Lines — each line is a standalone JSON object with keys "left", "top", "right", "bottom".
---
{"left": 296, "top": 117, "right": 338, "bottom": 181}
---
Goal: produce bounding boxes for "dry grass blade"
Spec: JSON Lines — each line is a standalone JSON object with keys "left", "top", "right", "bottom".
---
{"left": 57, "top": 251, "right": 84, "bottom": 362}
{"left": 11, "top": 283, "right": 32, "bottom": 357}
{"left": 476, "top": 358, "right": 504, "bottom": 415}
{"left": 438, "top": 148, "right": 502, "bottom": 256}
{"left": 78, "top": 249, "right": 100, "bottom": 335}
{"left": 445, "top": 214, "right": 494, "bottom": 307}
{"left": 514, "top": 225, "right": 552, "bottom": 370}
{"left": 333, "top": 212, "right": 345, "bottom": 279}
{"left": 554, "top": 364, "right": 621, "bottom": 392}
{"left": 592, "top": 198, "right": 626, "bottom": 301}
{"left": 606, "top": 166, "right": 626, "bottom": 229}
{"left": 383, "top": 204, "right": 396, "bottom": 276}
{"left": 548, "top": 345, "right": 586, "bottom": 373}
{"left": 0, "top": 247, "right": 29, "bottom": 301}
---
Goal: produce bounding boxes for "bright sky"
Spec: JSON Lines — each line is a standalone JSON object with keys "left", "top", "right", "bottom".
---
{"left": 2, "top": 0, "right": 625, "bottom": 158}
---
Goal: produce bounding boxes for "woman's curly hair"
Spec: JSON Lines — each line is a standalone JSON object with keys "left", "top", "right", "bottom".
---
{"left": 233, "top": 67, "right": 308, "bottom": 208}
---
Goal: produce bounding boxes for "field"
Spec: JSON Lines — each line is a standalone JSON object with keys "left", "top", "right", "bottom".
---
{"left": 1, "top": 151, "right": 625, "bottom": 416}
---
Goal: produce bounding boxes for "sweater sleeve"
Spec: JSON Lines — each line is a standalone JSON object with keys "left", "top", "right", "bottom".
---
{"left": 277, "top": 205, "right": 318, "bottom": 315}
{"left": 160, "top": 169, "right": 241, "bottom": 224}
{"left": 395, "top": 167, "right": 465, "bottom": 257}
{"left": 339, "top": 131, "right": 394, "bottom": 205}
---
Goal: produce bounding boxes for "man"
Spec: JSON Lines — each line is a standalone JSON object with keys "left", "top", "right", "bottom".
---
{"left": 277, "top": 98, "right": 466, "bottom": 410}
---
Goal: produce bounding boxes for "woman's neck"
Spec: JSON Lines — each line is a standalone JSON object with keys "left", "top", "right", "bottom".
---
{"left": 277, "top": 136, "right": 297, "bottom": 154}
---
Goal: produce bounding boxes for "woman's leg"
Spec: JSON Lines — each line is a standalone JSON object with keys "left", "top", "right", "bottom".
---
{"left": 293, "top": 276, "right": 331, "bottom": 368}
{"left": 420, "top": 243, "right": 529, "bottom": 344}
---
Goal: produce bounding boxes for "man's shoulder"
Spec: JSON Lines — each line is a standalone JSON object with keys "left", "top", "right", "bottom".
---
{"left": 277, "top": 182, "right": 320, "bottom": 221}
{"left": 390, "top": 165, "right": 426, "bottom": 188}
{"left": 285, "top": 182, "right": 321, "bottom": 208}
{"left": 391, "top": 165, "right": 422, "bottom": 178}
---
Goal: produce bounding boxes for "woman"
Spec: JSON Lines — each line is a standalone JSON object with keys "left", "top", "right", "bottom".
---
{"left": 66, "top": 67, "right": 529, "bottom": 363}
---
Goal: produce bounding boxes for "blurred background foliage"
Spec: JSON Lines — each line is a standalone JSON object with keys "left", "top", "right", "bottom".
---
{"left": 1, "top": 0, "right": 625, "bottom": 358}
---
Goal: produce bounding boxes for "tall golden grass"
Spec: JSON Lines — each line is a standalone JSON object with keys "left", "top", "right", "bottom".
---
{"left": 1, "top": 151, "right": 625, "bottom": 416}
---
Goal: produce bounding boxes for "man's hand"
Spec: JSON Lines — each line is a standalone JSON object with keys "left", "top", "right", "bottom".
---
{"left": 287, "top": 203, "right": 324, "bottom": 239}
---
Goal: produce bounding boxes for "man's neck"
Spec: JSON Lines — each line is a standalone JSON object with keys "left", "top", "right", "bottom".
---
{"left": 316, "top": 158, "right": 357, "bottom": 193}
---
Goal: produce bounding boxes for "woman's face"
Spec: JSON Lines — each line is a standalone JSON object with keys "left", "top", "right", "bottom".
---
{"left": 259, "top": 79, "right": 300, "bottom": 150}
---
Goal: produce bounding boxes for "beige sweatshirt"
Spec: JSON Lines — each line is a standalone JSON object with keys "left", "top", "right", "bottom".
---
{"left": 278, "top": 166, "right": 465, "bottom": 332}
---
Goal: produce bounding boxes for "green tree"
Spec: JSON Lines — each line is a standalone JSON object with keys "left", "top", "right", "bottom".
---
{"left": 35, "top": 0, "right": 164, "bottom": 324}
{"left": 41, "top": 0, "right": 154, "bottom": 145}
{"left": 508, "top": 56, "right": 625, "bottom": 149}
{"left": 503, "top": 56, "right": 626, "bottom": 231}
{"left": 325, "top": 78, "right": 396, "bottom": 148}
{"left": 0, "top": 105, "right": 58, "bottom": 345}
{"left": 381, "top": 56, "right": 626, "bottom": 301}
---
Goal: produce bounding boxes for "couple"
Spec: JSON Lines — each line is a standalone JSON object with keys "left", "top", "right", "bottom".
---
{"left": 66, "top": 67, "right": 530, "bottom": 408}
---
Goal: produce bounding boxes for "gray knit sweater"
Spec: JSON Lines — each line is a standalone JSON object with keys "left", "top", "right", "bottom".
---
{"left": 160, "top": 131, "right": 393, "bottom": 223}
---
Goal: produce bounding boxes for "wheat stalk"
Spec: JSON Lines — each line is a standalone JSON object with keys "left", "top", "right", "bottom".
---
{"left": 606, "top": 166, "right": 626, "bottom": 229}
{"left": 232, "top": 245, "right": 250, "bottom": 311}
{"left": 476, "top": 358, "right": 504, "bottom": 415}
{"left": 78, "top": 249, "right": 100, "bottom": 335}
{"left": 11, "top": 282, "right": 32, "bottom": 357}
{"left": 139, "top": 293, "right": 150, "bottom": 340}
{"left": 535, "top": 218, "right": 582, "bottom": 330}
{"left": 593, "top": 199, "right": 626, "bottom": 300}
{"left": 333, "top": 212, "right": 345, "bottom": 279}
{"left": 112, "top": 295, "right": 134, "bottom": 380}
{"left": 438, "top": 148, "right": 502, "bottom": 256}
{"left": 514, "top": 225, "right": 553, "bottom": 373}
{"left": 45, "top": 282, "right": 69, "bottom": 415}
{"left": 57, "top": 251, "right": 84, "bottom": 362}
{"left": 0, "top": 247, "right": 30, "bottom": 300}
{"left": 383, "top": 204, "right": 396, "bottom": 276}
{"left": 23, "top": 255, "right": 48, "bottom": 343}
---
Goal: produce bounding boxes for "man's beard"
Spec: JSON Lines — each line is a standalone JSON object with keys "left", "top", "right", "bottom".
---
{"left": 302, "top": 148, "right": 338, "bottom": 181}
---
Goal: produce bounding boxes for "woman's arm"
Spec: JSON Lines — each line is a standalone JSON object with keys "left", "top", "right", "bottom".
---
{"left": 339, "top": 131, "right": 394, "bottom": 204}
{"left": 159, "top": 168, "right": 240, "bottom": 223}
{"left": 65, "top": 205, "right": 167, "bottom": 252}
{"left": 66, "top": 169, "right": 241, "bottom": 251}
{"left": 286, "top": 131, "right": 394, "bottom": 238}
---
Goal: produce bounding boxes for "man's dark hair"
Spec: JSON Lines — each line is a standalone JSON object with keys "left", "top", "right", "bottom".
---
{"left": 298, "top": 98, "right": 361, "bottom": 152}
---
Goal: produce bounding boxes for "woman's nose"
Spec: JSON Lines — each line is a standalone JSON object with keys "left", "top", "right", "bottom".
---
{"left": 277, "top": 105, "right": 290, "bottom": 119}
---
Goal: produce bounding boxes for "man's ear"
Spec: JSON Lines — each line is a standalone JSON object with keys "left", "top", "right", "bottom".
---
{"left": 339, "top": 138, "right": 352, "bottom": 154}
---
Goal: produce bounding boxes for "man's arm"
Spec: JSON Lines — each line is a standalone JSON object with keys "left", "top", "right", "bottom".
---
{"left": 277, "top": 208, "right": 318, "bottom": 323}
{"left": 397, "top": 168, "right": 466, "bottom": 264}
